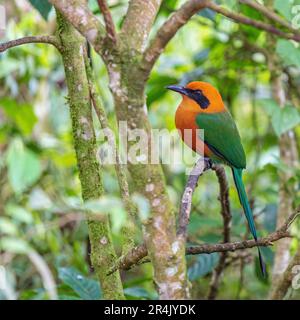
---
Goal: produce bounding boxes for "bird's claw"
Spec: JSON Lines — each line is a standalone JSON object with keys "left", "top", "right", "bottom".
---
{"left": 204, "top": 157, "right": 213, "bottom": 169}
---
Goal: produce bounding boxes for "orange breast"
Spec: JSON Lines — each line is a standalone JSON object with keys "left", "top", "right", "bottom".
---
{"left": 175, "top": 102, "right": 212, "bottom": 157}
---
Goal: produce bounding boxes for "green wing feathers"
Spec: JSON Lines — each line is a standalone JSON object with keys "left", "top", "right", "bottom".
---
{"left": 196, "top": 111, "right": 246, "bottom": 169}
{"left": 196, "top": 110, "right": 266, "bottom": 276}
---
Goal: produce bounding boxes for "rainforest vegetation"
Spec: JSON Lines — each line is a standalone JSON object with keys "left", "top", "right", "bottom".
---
{"left": 0, "top": 0, "right": 300, "bottom": 300}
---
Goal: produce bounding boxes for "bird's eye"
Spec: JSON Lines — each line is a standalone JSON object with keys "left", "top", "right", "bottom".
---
{"left": 194, "top": 89, "right": 202, "bottom": 94}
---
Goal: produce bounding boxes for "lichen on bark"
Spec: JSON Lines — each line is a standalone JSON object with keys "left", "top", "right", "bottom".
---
{"left": 56, "top": 12, "right": 124, "bottom": 300}
{"left": 108, "top": 58, "right": 189, "bottom": 299}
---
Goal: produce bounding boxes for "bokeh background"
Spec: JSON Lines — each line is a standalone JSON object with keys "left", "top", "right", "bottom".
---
{"left": 0, "top": 0, "right": 300, "bottom": 300}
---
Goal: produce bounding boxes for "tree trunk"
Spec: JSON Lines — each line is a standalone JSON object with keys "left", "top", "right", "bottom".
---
{"left": 105, "top": 49, "right": 189, "bottom": 298}
{"left": 57, "top": 13, "right": 125, "bottom": 300}
{"left": 265, "top": 1, "right": 299, "bottom": 294}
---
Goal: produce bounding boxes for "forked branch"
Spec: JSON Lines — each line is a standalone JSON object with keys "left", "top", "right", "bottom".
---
{"left": 49, "top": 0, "right": 106, "bottom": 54}
{"left": 108, "top": 162, "right": 299, "bottom": 274}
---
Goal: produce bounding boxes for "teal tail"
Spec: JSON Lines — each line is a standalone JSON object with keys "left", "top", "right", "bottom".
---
{"left": 232, "top": 167, "right": 267, "bottom": 277}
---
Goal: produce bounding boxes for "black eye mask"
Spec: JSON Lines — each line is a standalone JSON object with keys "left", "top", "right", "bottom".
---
{"left": 185, "top": 89, "right": 210, "bottom": 109}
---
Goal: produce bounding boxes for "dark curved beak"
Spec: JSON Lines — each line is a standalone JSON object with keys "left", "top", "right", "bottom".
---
{"left": 166, "top": 85, "right": 188, "bottom": 95}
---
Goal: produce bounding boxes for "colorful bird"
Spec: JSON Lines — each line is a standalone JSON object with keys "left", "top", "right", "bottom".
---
{"left": 167, "top": 81, "right": 266, "bottom": 277}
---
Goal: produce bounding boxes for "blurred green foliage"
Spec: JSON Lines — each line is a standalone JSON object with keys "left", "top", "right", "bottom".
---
{"left": 0, "top": 0, "right": 299, "bottom": 300}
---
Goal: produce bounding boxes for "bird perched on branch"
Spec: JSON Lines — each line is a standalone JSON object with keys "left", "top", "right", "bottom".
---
{"left": 167, "top": 81, "right": 266, "bottom": 277}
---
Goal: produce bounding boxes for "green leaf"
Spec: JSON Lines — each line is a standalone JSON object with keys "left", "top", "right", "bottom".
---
{"left": 0, "top": 237, "right": 31, "bottom": 254}
{"left": 0, "top": 98, "right": 38, "bottom": 136}
{"left": 147, "top": 75, "right": 178, "bottom": 106}
{"left": 274, "top": 0, "right": 293, "bottom": 21}
{"left": 58, "top": 267, "right": 101, "bottom": 300}
{"left": 6, "top": 205, "right": 33, "bottom": 224}
{"left": 259, "top": 100, "right": 300, "bottom": 137}
{"left": 188, "top": 253, "right": 219, "bottom": 280}
{"left": 272, "top": 105, "right": 300, "bottom": 136}
{"left": 28, "top": 0, "right": 53, "bottom": 20}
{"left": 0, "top": 58, "right": 19, "bottom": 78}
{"left": 276, "top": 39, "right": 300, "bottom": 67}
{"left": 6, "top": 138, "right": 42, "bottom": 194}
{"left": 258, "top": 99, "right": 278, "bottom": 116}
{"left": 0, "top": 218, "right": 18, "bottom": 235}
{"left": 124, "top": 287, "right": 152, "bottom": 300}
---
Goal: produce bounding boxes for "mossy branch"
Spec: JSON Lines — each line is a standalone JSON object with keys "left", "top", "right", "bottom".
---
{"left": 56, "top": 12, "right": 124, "bottom": 300}
{"left": 49, "top": 0, "right": 107, "bottom": 54}
{"left": 84, "top": 56, "right": 137, "bottom": 254}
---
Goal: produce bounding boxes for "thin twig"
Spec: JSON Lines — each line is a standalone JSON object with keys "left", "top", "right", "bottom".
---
{"left": 97, "top": 0, "right": 117, "bottom": 43}
{"left": 0, "top": 36, "right": 63, "bottom": 53}
{"left": 108, "top": 207, "right": 300, "bottom": 274}
{"left": 207, "top": 2, "right": 300, "bottom": 42}
{"left": 239, "top": 0, "right": 295, "bottom": 32}
{"left": 207, "top": 165, "right": 232, "bottom": 300}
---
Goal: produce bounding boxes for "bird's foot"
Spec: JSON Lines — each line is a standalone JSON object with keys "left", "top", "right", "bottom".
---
{"left": 204, "top": 157, "right": 213, "bottom": 169}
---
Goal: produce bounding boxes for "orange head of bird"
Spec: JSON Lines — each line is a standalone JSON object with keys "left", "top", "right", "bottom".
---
{"left": 166, "top": 81, "right": 225, "bottom": 113}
